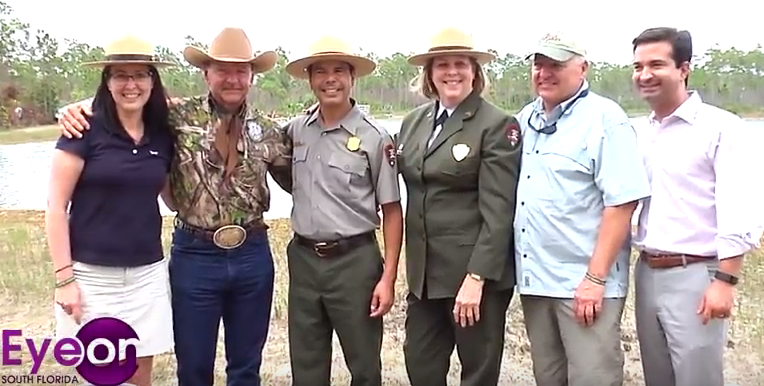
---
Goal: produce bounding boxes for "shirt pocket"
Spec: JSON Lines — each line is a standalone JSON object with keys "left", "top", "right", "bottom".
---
{"left": 326, "top": 151, "right": 368, "bottom": 193}
{"left": 292, "top": 146, "right": 309, "bottom": 190}
{"left": 536, "top": 142, "right": 593, "bottom": 201}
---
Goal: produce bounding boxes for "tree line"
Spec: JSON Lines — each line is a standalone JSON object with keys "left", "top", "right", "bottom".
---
{"left": 2, "top": 1, "right": 764, "bottom": 129}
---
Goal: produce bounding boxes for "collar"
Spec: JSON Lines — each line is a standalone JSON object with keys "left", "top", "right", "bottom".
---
{"left": 306, "top": 98, "right": 362, "bottom": 136}
{"left": 648, "top": 91, "right": 702, "bottom": 125}
{"left": 436, "top": 101, "right": 455, "bottom": 118}
{"left": 94, "top": 112, "right": 152, "bottom": 145}
{"left": 532, "top": 79, "right": 590, "bottom": 120}
{"left": 434, "top": 90, "right": 482, "bottom": 120}
{"left": 207, "top": 94, "right": 248, "bottom": 120}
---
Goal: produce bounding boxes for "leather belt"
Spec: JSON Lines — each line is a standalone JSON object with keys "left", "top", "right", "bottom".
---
{"left": 640, "top": 251, "right": 716, "bottom": 269}
{"left": 174, "top": 217, "right": 266, "bottom": 249}
{"left": 295, "top": 231, "right": 375, "bottom": 258}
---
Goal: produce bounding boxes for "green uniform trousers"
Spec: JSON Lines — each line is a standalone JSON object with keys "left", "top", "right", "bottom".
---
{"left": 403, "top": 287, "right": 514, "bottom": 386}
{"left": 286, "top": 234, "right": 384, "bottom": 386}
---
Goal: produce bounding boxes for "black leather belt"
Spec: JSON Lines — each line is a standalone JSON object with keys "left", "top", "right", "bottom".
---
{"left": 174, "top": 217, "right": 266, "bottom": 249}
{"left": 294, "top": 231, "right": 375, "bottom": 258}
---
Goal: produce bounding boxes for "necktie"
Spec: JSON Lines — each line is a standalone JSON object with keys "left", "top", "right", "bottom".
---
{"left": 214, "top": 115, "right": 242, "bottom": 181}
{"left": 434, "top": 109, "right": 448, "bottom": 130}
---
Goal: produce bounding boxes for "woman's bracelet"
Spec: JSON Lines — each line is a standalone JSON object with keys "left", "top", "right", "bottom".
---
{"left": 55, "top": 263, "right": 73, "bottom": 274}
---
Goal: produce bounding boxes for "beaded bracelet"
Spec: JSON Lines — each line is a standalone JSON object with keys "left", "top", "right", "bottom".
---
{"left": 55, "top": 276, "right": 76, "bottom": 288}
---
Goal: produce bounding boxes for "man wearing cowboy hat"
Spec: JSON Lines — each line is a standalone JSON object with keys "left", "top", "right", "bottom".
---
{"left": 513, "top": 31, "right": 650, "bottom": 386}
{"left": 280, "top": 35, "right": 403, "bottom": 386}
{"left": 55, "top": 27, "right": 293, "bottom": 386}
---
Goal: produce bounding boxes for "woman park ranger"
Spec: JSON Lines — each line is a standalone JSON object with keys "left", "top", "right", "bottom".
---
{"left": 395, "top": 27, "right": 523, "bottom": 386}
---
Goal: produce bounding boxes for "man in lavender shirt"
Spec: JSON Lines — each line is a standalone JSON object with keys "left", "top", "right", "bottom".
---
{"left": 631, "top": 27, "right": 762, "bottom": 386}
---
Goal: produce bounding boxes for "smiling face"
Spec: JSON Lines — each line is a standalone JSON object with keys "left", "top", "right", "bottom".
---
{"left": 308, "top": 59, "right": 354, "bottom": 107}
{"left": 106, "top": 64, "right": 154, "bottom": 113}
{"left": 531, "top": 54, "right": 587, "bottom": 108}
{"left": 204, "top": 61, "right": 254, "bottom": 111}
{"left": 430, "top": 55, "right": 475, "bottom": 108}
{"left": 632, "top": 41, "right": 690, "bottom": 104}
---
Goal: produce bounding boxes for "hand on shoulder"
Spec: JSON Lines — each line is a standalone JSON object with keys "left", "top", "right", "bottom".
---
{"left": 57, "top": 99, "right": 94, "bottom": 139}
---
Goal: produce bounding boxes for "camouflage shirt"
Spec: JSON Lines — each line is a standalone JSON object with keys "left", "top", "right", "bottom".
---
{"left": 167, "top": 95, "right": 292, "bottom": 229}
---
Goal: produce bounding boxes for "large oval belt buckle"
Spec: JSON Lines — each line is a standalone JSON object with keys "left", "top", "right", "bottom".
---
{"left": 213, "top": 225, "right": 247, "bottom": 249}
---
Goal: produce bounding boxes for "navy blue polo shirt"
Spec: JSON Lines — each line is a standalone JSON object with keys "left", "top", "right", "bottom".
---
{"left": 55, "top": 114, "right": 174, "bottom": 267}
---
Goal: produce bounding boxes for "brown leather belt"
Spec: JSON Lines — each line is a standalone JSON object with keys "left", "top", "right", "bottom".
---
{"left": 640, "top": 251, "right": 716, "bottom": 269}
{"left": 174, "top": 217, "right": 267, "bottom": 249}
{"left": 295, "top": 231, "right": 375, "bottom": 258}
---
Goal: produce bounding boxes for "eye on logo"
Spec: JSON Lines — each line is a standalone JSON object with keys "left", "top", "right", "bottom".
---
{"left": 2, "top": 317, "right": 140, "bottom": 386}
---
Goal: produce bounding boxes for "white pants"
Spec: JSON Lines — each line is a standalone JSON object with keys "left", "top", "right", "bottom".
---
{"left": 54, "top": 259, "right": 174, "bottom": 359}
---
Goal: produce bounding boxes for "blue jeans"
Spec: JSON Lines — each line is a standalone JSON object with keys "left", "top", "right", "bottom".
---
{"left": 169, "top": 226, "right": 275, "bottom": 386}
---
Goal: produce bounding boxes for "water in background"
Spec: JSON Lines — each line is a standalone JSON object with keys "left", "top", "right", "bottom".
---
{"left": 2, "top": 119, "right": 763, "bottom": 221}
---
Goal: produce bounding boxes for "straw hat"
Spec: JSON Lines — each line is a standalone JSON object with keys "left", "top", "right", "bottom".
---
{"left": 408, "top": 27, "right": 495, "bottom": 66}
{"left": 82, "top": 35, "right": 174, "bottom": 67}
{"left": 285, "top": 36, "right": 376, "bottom": 79}
{"left": 183, "top": 27, "right": 278, "bottom": 74}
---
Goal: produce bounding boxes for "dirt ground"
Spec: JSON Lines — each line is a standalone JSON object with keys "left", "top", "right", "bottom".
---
{"left": 1, "top": 211, "right": 762, "bottom": 385}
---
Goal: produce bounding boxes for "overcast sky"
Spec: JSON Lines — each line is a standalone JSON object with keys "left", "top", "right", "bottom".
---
{"left": 6, "top": 0, "right": 763, "bottom": 65}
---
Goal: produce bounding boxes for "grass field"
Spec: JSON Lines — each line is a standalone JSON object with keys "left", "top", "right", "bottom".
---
{"left": 0, "top": 209, "right": 763, "bottom": 385}
{"left": 0, "top": 125, "right": 61, "bottom": 145}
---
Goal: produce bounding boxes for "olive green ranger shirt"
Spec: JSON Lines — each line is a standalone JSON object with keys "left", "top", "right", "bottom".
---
{"left": 284, "top": 102, "right": 400, "bottom": 241}
{"left": 168, "top": 95, "right": 292, "bottom": 229}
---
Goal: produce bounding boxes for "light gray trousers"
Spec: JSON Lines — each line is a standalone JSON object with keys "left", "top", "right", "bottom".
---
{"left": 635, "top": 258, "right": 728, "bottom": 386}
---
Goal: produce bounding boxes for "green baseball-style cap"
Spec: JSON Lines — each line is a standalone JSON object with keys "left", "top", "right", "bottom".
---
{"left": 525, "top": 32, "right": 587, "bottom": 62}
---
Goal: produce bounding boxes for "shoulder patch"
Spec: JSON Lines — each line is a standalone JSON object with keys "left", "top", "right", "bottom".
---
{"left": 384, "top": 143, "right": 396, "bottom": 167}
{"left": 507, "top": 122, "right": 521, "bottom": 147}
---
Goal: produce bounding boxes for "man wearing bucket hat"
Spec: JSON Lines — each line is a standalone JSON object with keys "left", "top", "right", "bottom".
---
{"left": 55, "top": 27, "right": 292, "bottom": 386}
{"left": 281, "top": 35, "right": 403, "bottom": 386}
{"left": 513, "top": 31, "right": 650, "bottom": 386}
{"left": 396, "top": 27, "right": 521, "bottom": 386}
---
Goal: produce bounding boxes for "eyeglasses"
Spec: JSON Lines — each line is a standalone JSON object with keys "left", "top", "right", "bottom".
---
{"left": 528, "top": 88, "right": 589, "bottom": 135}
{"left": 110, "top": 71, "right": 152, "bottom": 85}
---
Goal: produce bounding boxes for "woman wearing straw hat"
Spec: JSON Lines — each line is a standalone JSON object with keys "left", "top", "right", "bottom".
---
{"left": 46, "top": 35, "right": 176, "bottom": 386}
{"left": 395, "top": 27, "right": 522, "bottom": 386}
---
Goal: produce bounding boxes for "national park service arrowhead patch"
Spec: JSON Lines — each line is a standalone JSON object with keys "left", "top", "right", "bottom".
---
{"left": 384, "top": 143, "right": 396, "bottom": 167}
{"left": 507, "top": 122, "right": 520, "bottom": 147}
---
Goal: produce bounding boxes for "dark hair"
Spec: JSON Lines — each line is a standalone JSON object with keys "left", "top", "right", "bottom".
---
{"left": 632, "top": 27, "right": 693, "bottom": 85}
{"left": 91, "top": 65, "right": 174, "bottom": 140}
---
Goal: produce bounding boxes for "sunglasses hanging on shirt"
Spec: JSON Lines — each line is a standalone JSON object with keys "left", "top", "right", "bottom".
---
{"left": 528, "top": 88, "right": 590, "bottom": 135}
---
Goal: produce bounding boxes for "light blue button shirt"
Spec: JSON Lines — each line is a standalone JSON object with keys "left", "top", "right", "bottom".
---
{"left": 514, "top": 81, "right": 651, "bottom": 299}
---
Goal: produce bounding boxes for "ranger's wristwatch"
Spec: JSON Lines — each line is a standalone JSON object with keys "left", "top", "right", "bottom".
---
{"left": 469, "top": 273, "right": 484, "bottom": 282}
{"left": 714, "top": 271, "right": 739, "bottom": 286}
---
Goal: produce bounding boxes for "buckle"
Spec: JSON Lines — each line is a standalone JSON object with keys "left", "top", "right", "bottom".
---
{"left": 213, "top": 225, "right": 247, "bottom": 249}
{"left": 313, "top": 241, "right": 338, "bottom": 257}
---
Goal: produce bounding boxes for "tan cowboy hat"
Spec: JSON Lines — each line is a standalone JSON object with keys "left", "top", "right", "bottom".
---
{"left": 82, "top": 35, "right": 174, "bottom": 67}
{"left": 408, "top": 27, "right": 496, "bottom": 66}
{"left": 183, "top": 27, "right": 278, "bottom": 73}
{"left": 285, "top": 36, "right": 376, "bottom": 79}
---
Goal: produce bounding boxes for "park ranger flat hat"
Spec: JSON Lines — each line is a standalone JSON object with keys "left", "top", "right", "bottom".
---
{"left": 285, "top": 35, "right": 377, "bottom": 79}
{"left": 183, "top": 27, "right": 278, "bottom": 74}
{"left": 408, "top": 27, "right": 496, "bottom": 66}
{"left": 82, "top": 35, "right": 175, "bottom": 67}
{"left": 525, "top": 31, "right": 587, "bottom": 62}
